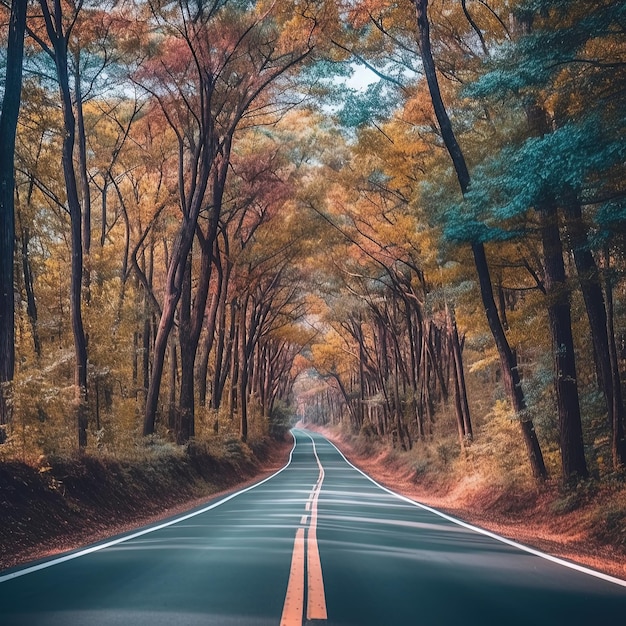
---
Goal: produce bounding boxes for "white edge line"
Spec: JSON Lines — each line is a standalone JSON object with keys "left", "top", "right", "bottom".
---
{"left": 317, "top": 431, "right": 626, "bottom": 589}
{"left": 0, "top": 434, "right": 298, "bottom": 584}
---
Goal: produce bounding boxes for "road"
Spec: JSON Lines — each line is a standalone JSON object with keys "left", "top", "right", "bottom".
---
{"left": 1, "top": 429, "right": 625, "bottom": 625}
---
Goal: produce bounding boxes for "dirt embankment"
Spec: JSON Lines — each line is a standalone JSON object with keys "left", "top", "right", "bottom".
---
{"left": 0, "top": 437, "right": 292, "bottom": 572}
{"left": 311, "top": 425, "right": 626, "bottom": 583}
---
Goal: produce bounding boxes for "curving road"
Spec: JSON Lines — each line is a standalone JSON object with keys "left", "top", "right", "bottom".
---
{"left": 1, "top": 429, "right": 625, "bottom": 625}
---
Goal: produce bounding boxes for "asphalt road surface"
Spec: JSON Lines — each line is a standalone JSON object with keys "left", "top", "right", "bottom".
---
{"left": 2, "top": 429, "right": 626, "bottom": 625}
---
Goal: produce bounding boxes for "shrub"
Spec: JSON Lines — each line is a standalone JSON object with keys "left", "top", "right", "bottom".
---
{"left": 268, "top": 402, "right": 295, "bottom": 440}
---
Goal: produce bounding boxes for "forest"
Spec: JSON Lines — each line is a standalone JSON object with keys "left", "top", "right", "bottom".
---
{"left": 0, "top": 0, "right": 625, "bottom": 524}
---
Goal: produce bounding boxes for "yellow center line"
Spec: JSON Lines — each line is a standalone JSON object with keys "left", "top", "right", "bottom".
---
{"left": 280, "top": 527, "right": 306, "bottom": 626}
{"left": 280, "top": 435, "right": 328, "bottom": 625}
{"left": 307, "top": 439, "right": 327, "bottom": 621}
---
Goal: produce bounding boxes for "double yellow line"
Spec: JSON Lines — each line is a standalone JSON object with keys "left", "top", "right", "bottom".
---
{"left": 280, "top": 438, "right": 327, "bottom": 625}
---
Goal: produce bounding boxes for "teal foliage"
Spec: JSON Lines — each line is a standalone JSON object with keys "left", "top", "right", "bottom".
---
{"left": 443, "top": 201, "right": 521, "bottom": 245}
{"left": 489, "top": 118, "right": 623, "bottom": 203}
{"left": 596, "top": 200, "right": 626, "bottom": 234}
{"left": 268, "top": 402, "right": 296, "bottom": 440}
{"left": 466, "top": 49, "right": 551, "bottom": 100}
{"left": 421, "top": 180, "right": 493, "bottom": 245}
{"left": 299, "top": 58, "right": 353, "bottom": 85}
{"left": 337, "top": 80, "right": 399, "bottom": 128}
{"left": 452, "top": 0, "right": 626, "bottom": 247}
{"left": 298, "top": 59, "right": 355, "bottom": 108}
{"left": 442, "top": 117, "right": 626, "bottom": 244}
{"left": 524, "top": 0, "right": 626, "bottom": 24}
{"left": 468, "top": 2, "right": 626, "bottom": 100}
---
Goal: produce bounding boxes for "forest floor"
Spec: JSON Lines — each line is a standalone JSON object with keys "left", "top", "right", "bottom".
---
{"left": 310, "top": 424, "right": 626, "bottom": 583}
{"left": 0, "top": 436, "right": 293, "bottom": 572}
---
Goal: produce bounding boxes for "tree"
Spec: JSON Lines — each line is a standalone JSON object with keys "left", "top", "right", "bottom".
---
{"left": 140, "top": 0, "right": 322, "bottom": 441}
{"left": 30, "top": 0, "right": 91, "bottom": 447}
{"left": 460, "top": 0, "right": 626, "bottom": 476}
{"left": 0, "top": 0, "right": 28, "bottom": 439}
{"left": 411, "top": 0, "right": 548, "bottom": 480}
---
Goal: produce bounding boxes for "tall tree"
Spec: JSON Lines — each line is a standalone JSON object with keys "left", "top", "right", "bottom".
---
{"left": 34, "top": 0, "right": 90, "bottom": 447}
{"left": 141, "top": 0, "right": 321, "bottom": 440}
{"left": 462, "top": 0, "right": 626, "bottom": 475}
{"left": 0, "top": 0, "right": 28, "bottom": 439}
{"left": 412, "top": 0, "right": 547, "bottom": 479}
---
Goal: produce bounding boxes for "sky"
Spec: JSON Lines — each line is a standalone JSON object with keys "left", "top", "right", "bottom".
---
{"left": 343, "top": 63, "right": 380, "bottom": 92}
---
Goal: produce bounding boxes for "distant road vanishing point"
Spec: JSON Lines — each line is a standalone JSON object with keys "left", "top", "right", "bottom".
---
{"left": 2, "top": 429, "right": 626, "bottom": 625}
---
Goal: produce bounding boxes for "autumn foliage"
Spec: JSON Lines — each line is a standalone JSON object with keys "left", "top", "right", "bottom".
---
{"left": 0, "top": 0, "right": 625, "bottom": 504}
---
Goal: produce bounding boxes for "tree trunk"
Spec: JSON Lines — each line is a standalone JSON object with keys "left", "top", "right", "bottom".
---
{"left": 539, "top": 201, "right": 588, "bottom": 481}
{"left": 143, "top": 172, "right": 211, "bottom": 435}
{"left": 238, "top": 298, "right": 249, "bottom": 442}
{"left": 262, "top": 345, "right": 272, "bottom": 418}
{"left": 40, "top": 1, "right": 90, "bottom": 447}
{"left": 100, "top": 175, "right": 108, "bottom": 247}
{"left": 177, "top": 223, "right": 219, "bottom": 439}
{"left": 496, "top": 280, "right": 509, "bottom": 331}
{"left": 564, "top": 197, "right": 626, "bottom": 467}
{"left": 413, "top": 0, "right": 547, "bottom": 480}
{"left": 142, "top": 311, "right": 151, "bottom": 396}
{"left": 197, "top": 324, "right": 212, "bottom": 408}
{"left": 229, "top": 302, "right": 239, "bottom": 421}
{"left": 144, "top": 283, "right": 180, "bottom": 435}
{"left": 197, "top": 275, "right": 223, "bottom": 408}
{"left": 602, "top": 251, "right": 626, "bottom": 469}
{"left": 16, "top": 214, "right": 41, "bottom": 358}
{"left": 404, "top": 300, "right": 423, "bottom": 438}
{"left": 67, "top": 118, "right": 89, "bottom": 449}
{"left": 74, "top": 48, "right": 91, "bottom": 304}
{"left": 143, "top": 139, "right": 214, "bottom": 435}
{"left": 211, "top": 286, "right": 231, "bottom": 410}
{"left": 177, "top": 253, "right": 195, "bottom": 443}
{"left": 0, "top": 0, "right": 27, "bottom": 439}
{"left": 167, "top": 336, "right": 178, "bottom": 433}
{"left": 448, "top": 304, "right": 472, "bottom": 442}
{"left": 357, "top": 321, "right": 367, "bottom": 428}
